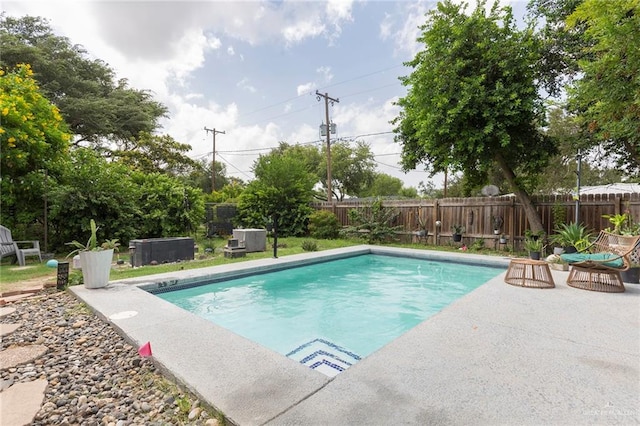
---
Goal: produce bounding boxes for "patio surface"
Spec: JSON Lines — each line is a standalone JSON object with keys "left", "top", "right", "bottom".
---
{"left": 70, "top": 245, "right": 640, "bottom": 425}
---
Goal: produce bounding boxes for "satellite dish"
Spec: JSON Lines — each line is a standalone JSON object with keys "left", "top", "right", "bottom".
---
{"left": 481, "top": 185, "right": 500, "bottom": 197}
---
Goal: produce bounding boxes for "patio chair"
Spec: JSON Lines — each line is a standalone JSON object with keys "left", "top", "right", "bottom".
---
{"left": 560, "top": 231, "right": 640, "bottom": 293}
{"left": 0, "top": 225, "right": 43, "bottom": 267}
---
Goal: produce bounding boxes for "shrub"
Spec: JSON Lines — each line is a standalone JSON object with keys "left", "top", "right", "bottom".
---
{"left": 308, "top": 210, "right": 341, "bottom": 239}
{"left": 340, "top": 198, "right": 401, "bottom": 244}
{"left": 301, "top": 240, "right": 319, "bottom": 251}
{"left": 470, "top": 239, "right": 485, "bottom": 251}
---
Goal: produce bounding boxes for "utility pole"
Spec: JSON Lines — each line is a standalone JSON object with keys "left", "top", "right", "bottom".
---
{"left": 316, "top": 90, "right": 339, "bottom": 202}
{"left": 204, "top": 127, "right": 225, "bottom": 192}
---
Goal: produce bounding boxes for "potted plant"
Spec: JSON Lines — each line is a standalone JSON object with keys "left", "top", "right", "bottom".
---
{"left": 451, "top": 225, "right": 464, "bottom": 242}
{"left": 67, "top": 219, "right": 118, "bottom": 289}
{"left": 492, "top": 216, "right": 503, "bottom": 235}
{"left": 416, "top": 215, "right": 429, "bottom": 238}
{"left": 523, "top": 237, "right": 545, "bottom": 260}
{"left": 549, "top": 222, "right": 592, "bottom": 254}
{"left": 546, "top": 254, "right": 569, "bottom": 271}
{"left": 499, "top": 234, "right": 508, "bottom": 244}
{"left": 524, "top": 229, "right": 545, "bottom": 241}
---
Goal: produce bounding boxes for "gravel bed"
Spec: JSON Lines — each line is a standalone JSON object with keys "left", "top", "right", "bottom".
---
{"left": 1, "top": 289, "right": 224, "bottom": 425}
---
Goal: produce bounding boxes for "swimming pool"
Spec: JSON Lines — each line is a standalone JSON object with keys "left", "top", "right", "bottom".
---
{"left": 155, "top": 253, "right": 501, "bottom": 375}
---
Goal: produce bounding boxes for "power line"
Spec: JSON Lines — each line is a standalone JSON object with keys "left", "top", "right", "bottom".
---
{"left": 216, "top": 153, "right": 252, "bottom": 180}
{"left": 317, "top": 64, "right": 404, "bottom": 91}
{"left": 339, "top": 82, "right": 402, "bottom": 100}
{"left": 238, "top": 64, "right": 404, "bottom": 123}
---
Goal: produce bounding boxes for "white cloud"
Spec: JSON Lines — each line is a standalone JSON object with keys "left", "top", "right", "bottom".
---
{"left": 297, "top": 82, "right": 316, "bottom": 96}
{"left": 237, "top": 78, "right": 257, "bottom": 93}
{"left": 324, "top": 0, "right": 354, "bottom": 43}
{"left": 282, "top": 18, "right": 326, "bottom": 45}
{"left": 326, "top": 0, "right": 354, "bottom": 22}
{"left": 379, "top": 12, "right": 393, "bottom": 39}
{"left": 316, "top": 66, "right": 334, "bottom": 84}
{"left": 207, "top": 36, "right": 222, "bottom": 50}
{"left": 382, "top": 1, "right": 431, "bottom": 57}
{"left": 2, "top": 0, "right": 427, "bottom": 188}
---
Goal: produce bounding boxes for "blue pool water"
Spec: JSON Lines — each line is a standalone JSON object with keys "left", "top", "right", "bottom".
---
{"left": 158, "top": 254, "right": 501, "bottom": 370}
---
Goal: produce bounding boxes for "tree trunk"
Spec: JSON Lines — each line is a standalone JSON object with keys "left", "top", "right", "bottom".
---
{"left": 494, "top": 153, "right": 545, "bottom": 233}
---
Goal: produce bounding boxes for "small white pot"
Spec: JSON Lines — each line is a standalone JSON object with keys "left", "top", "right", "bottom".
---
{"left": 553, "top": 247, "right": 565, "bottom": 255}
{"left": 80, "top": 249, "right": 113, "bottom": 289}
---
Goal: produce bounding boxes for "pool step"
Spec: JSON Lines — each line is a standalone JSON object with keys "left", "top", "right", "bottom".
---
{"left": 286, "top": 338, "right": 361, "bottom": 377}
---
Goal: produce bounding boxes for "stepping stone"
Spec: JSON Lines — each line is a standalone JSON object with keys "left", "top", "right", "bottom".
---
{"left": 0, "top": 306, "right": 16, "bottom": 317}
{"left": 0, "top": 292, "right": 38, "bottom": 304}
{"left": 0, "top": 323, "right": 21, "bottom": 338}
{"left": 0, "top": 344, "right": 48, "bottom": 370}
{"left": 0, "top": 379, "right": 48, "bottom": 426}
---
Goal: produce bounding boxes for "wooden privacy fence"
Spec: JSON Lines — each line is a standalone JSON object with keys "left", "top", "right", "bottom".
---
{"left": 312, "top": 193, "right": 640, "bottom": 249}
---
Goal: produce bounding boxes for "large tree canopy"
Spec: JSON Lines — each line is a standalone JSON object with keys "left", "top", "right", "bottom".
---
{"left": 0, "top": 15, "right": 168, "bottom": 149}
{"left": 0, "top": 63, "right": 71, "bottom": 233}
{"left": 393, "top": 0, "right": 556, "bottom": 231}
{"left": 320, "top": 140, "right": 376, "bottom": 201}
{"left": 267, "top": 141, "right": 378, "bottom": 201}
{"left": 566, "top": 0, "right": 640, "bottom": 174}
{"left": 526, "top": 0, "right": 585, "bottom": 96}
{"left": 113, "top": 132, "right": 198, "bottom": 176}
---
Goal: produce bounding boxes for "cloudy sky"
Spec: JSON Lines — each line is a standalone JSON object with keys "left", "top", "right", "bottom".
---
{"left": 4, "top": 0, "right": 526, "bottom": 189}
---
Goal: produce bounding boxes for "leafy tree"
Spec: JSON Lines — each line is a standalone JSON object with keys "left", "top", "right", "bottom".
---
{"left": 319, "top": 140, "right": 376, "bottom": 201}
{"left": 47, "top": 149, "right": 205, "bottom": 251}
{"left": 566, "top": 0, "right": 640, "bottom": 174}
{"left": 527, "top": 0, "right": 586, "bottom": 96}
{"left": 0, "top": 15, "right": 168, "bottom": 149}
{"left": 360, "top": 173, "right": 417, "bottom": 198}
{"left": 536, "top": 105, "right": 625, "bottom": 193}
{"left": 236, "top": 152, "right": 315, "bottom": 236}
{"left": 393, "top": 0, "right": 556, "bottom": 232}
{"left": 130, "top": 171, "right": 205, "bottom": 238}
{"left": 207, "top": 179, "right": 246, "bottom": 203}
{"left": 361, "top": 173, "right": 403, "bottom": 197}
{"left": 271, "top": 142, "right": 323, "bottom": 175}
{"left": 113, "top": 132, "right": 198, "bottom": 175}
{"left": 0, "top": 63, "right": 70, "bottom": 235}
{"left": 268, "top": 141, "right": 377, "bottom": 201}
{"left": 418, "top": 181, "right": 444, "bottom": 198}
{"left": 47, "top": 149, "right": 140, "bottom": 251}
{"left": 398, "top": 186, "right": 419, "bottom": 198}
{"left": 185, "top": 158, "right": 232, "bottom": 194}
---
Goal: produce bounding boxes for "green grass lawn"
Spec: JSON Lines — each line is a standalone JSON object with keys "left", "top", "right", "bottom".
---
{"left": 0, "top": 235, "right": 515, "bottom": 293}
{"left": 0, "top": 237, "right": 361, "bottom": 291}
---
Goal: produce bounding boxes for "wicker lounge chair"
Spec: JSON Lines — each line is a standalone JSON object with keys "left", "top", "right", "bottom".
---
{"left": 0, "top": 225, "right": 43, "bottom": 267}
{"left": 560, "top": 231, "right": 640, "bottom": 292}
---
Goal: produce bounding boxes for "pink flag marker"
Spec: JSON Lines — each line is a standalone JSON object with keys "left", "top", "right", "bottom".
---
{"left": 138, "top": 341, "right": 152, "bottom": 357}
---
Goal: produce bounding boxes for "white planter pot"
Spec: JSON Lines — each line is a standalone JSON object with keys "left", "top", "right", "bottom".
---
{"left": 80, "top": 249, "right": 113, "bottom": 289}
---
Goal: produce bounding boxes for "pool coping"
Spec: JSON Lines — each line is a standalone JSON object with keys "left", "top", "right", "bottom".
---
{"left": 70, "top": 245, "right": 640, "bottom": 425}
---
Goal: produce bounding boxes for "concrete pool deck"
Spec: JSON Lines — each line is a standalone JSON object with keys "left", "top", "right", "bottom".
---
{"left": 70, "top": 245, "right": 640, "bottom": 425}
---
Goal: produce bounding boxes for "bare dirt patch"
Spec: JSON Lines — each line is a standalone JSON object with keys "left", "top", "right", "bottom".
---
{"left": 0, "top": 275, "right": 56, "bottom": 296}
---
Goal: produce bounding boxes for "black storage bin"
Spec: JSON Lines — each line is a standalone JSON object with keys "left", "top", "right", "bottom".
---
{"left": 129, "top": 237, "right": 194, "bottom": 267}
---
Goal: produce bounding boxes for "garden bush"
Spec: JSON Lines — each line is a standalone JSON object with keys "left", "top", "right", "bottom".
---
{"left": 308, "top": 210, "right": 341, "bottom": 239}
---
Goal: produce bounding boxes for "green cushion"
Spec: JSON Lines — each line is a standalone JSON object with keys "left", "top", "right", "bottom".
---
{"left": 560, "top": 252, "right": 625, "bottom": 269}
